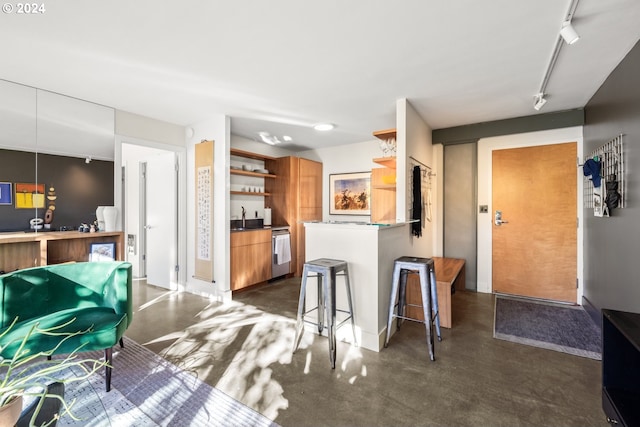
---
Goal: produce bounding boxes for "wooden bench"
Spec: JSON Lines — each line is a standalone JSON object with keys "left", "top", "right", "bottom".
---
{"left": 405, "top": 257, "right": 466, "bottom": 328}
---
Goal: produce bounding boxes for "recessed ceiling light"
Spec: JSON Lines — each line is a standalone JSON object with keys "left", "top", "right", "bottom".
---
{"left": 313, "top": 123, "right": 334, "bottom": 131}
{"left": 283, "top": 135, "right": 293, "bottom": 142}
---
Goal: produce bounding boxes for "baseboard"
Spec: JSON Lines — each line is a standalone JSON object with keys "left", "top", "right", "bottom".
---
{"left": 582, "top": 295, "right": 601, "bottom": 331}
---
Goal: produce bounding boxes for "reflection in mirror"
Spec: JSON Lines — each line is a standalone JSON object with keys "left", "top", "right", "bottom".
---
{"left": 0, "top": 80, "right": 37, "bottom": 231}
{"left": 0, "top": 79, "right": 115, "bottom": 233}
{"left": 0, "top": 79, "right": 36, "bottom": 151}
{"left": 36, "top": 89, "right": 115, "bottom": 160}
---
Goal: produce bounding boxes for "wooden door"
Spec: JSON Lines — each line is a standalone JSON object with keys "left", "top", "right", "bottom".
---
{"left": 492, "top": 142, "right": 577, "bottom": 303}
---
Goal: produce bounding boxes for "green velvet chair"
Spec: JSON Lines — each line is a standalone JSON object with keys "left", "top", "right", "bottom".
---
{"left": 0, "top": 261, "right": 133, "bottom": 391}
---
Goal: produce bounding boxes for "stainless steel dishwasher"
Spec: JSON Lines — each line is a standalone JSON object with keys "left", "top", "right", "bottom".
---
{"left": 272, "top": 228, "right": 291, "bottom": 279}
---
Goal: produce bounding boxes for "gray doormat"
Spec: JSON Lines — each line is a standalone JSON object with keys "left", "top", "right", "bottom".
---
{"left": 493, "top": 295, "right": 601, "bottom": 360}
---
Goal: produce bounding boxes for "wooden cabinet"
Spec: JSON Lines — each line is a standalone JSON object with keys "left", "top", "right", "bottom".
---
{"left": 265, "top": 156, "right": 322, "bottom": 276}
{"left": 230, "top": 229, "right": 272, "bottom": 291}
{"left": 0, "top": 231, "right": 124, "bottom": 272}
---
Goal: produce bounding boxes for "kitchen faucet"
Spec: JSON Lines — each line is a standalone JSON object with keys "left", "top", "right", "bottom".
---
{"left": 241, "top": 206, "right": 246, "bottom": 228}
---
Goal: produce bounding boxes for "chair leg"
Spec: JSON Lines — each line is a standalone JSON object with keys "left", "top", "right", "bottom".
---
{"left": 105, "top": 348, "right": 113, "bottom": 392}
{"left": 418, "top": 267, "right": 435, "bottom": 361}
{"left": 119, "top": 337, "right": 125, "bottom": 348}
{"left": 317, "top": 273, "right": 325, "bottom": 334}
{"left": 326, "top": 270, "right": 336, "bottom": 369}
{"left": 384, "top": 264, "right": 401, "bottom": 347}
{"left": 429, "top": 264, "right": 442, "bottom": 341}
{"left": 343, "top": 265, "right": 358, "bottom": 347}
{"left": 398, "top": 270, "right": 408, "bottom": 330}
{"left": 293, "top": 265, "right": 309, "bottom": 353}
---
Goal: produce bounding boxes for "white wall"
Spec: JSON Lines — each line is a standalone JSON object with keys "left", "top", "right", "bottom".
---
{"left": 476, "top": 126, "right": 584, "bottom": 296}
{"left": 397, "top": 98, "right": 436, "bottom": 258}
{"left": 185, "top": 115, "right": 231, "bottom": 300}
{"left": 115, "top": 110, "right": 185, "bottom": 147}
{"left": 299, "top": 140, "right": 381, "bottom": 222}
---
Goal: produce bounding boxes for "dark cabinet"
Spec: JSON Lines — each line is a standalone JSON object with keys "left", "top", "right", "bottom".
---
{"left": 602, "top": 309, "right": 640, "bottom": 426}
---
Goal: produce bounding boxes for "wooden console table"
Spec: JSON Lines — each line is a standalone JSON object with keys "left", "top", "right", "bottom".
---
{"left": 405, "top": 257, "right": 466, "bottom": 328}
{"left": 0, "top": 231, "right": 124, "bottom": 272}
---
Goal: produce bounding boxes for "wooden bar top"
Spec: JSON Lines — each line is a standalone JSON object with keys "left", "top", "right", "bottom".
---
{"left": 0, "top": 230, "right": 123, "bottom": 243}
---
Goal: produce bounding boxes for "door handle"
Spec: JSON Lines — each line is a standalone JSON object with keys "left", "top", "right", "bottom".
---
{"left": 495, "top": 210, "right": 509, "bottom": 226}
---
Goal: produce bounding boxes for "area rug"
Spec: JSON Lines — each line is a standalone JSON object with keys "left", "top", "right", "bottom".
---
{"left": 493, "top": 295, "right": 601, "bottom": 360}
{"left": 49, "top": 336, "right": 280, "bottom": 426}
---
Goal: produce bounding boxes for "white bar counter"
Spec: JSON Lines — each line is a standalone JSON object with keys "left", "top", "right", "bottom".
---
{"left": 304, "top": 221, "right": 413, "bottom": 352}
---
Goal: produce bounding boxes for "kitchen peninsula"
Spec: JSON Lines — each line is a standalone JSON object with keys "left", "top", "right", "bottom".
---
{"left": 303, "top": 220, "right": 415, "bottom": 352}
{"left": 0, "top": 231, "right": 124, "bottom": 272}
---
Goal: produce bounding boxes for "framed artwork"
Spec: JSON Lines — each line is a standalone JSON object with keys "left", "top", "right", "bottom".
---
{"left": 89, "top": 242, "right": 116, "bottom": 262}
{"left": 15, "top": 183, "right": 45, "bottom": 209}
{"left": 329, "top": 172, "right": 371, "bottom": 215}
{"left": 0, "top": 182, "right": 12, "bottom": 205}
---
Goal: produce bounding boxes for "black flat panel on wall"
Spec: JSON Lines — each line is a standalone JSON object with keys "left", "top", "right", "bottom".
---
{"left": 0, "top": 149, "right": 114, "bottom": 232}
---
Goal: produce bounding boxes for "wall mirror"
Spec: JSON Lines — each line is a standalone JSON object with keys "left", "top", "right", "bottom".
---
{"left": 0, "top": 79, "right": 115, "bottom": 232}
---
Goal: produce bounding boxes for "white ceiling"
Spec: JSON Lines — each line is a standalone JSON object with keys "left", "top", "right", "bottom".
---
{"left": 1, "top": 0, "right": 639, "bottom": 151}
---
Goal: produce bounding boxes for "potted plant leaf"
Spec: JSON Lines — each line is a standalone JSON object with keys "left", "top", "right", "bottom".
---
{"left": 0, "top": 317, "right": 108, "bottom": 427}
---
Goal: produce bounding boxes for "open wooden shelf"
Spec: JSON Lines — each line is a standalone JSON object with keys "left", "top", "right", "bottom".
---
{"left": 372, "top": 157, "right": 397, "bottom": 169}
{"left": 230, "top": 148, "right": 276, "bottom": 161}
{"left": 230, "top": 169, "right": 276, "bottom": 179}
{"left": 230, "top": 191, "right": 271, "bottom": 196}
{"left": 373, "top": 128, "right": 397, "bottom": 141}
{"left": 372, "top": 184, "right": 396, "bottom": 190}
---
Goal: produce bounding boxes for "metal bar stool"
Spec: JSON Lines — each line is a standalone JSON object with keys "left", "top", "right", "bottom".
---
{"left": 292, "top": 258, "right": 357, "bottom": 369}
{"left": 384, "top": 256, "right": 441, "bottom": 361}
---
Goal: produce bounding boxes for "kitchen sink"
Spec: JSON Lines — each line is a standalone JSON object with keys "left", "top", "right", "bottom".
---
{"left": 230, "top": 218, "right": 263, "bottom": 230}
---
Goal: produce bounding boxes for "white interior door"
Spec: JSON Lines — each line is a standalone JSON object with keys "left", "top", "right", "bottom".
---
{"left": 145, "top": 151, "right": 177, "bottom": 289}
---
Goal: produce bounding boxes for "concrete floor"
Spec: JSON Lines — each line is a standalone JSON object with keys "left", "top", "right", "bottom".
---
{"left": 125, "top": 277, "right": 608, "bottom": 427}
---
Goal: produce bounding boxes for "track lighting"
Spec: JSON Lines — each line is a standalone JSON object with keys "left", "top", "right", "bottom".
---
{"left": 532, "top": 0, "right": 580, "bottom": 110}
{"left": 533, "top": 93, "right": 547, "bottom": 111}
{"left": 560, "top": 20, "right": 580, "bottom": 45}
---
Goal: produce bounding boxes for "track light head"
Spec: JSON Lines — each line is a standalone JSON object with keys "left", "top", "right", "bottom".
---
{"left": 560, "top": 20, "right": 580, "bottom": 45}
{"left": 533, "top": 93, "right": 547, "bottom": 111}
{"left": 85, "top": 156, "right": 92, "bottom": 164}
